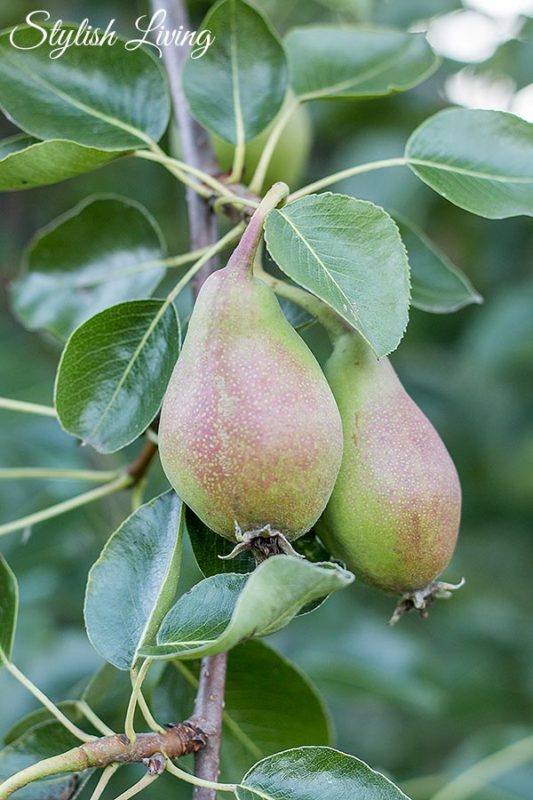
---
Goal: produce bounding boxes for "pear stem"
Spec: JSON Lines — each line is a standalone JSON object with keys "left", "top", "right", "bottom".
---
{"left": 227, "top": 182, "right": 289, "bottom": 275}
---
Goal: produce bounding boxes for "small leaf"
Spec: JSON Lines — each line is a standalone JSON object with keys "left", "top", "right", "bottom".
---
{"left": 392, "top": 213, "right": 482, "bottom": 313}
{"left": 11, "top": 195, "right": 166, "bottom": 341}
{"left": 285, "top": 27, "right": 438, "bottom": 100}
{"left": 265, "top": 194, "right": 410, "bottom": 356}
{"left": 141, "top": 555, "right": 353, "bottom": 660}
{"left": 0, "top": 554, "right": 17, "bottom": 664}
{"left": 0, "top": 25, "right": 169, "bottom": 149}
{"left": 0, "top": 134, "right": 119, "bottom": 191}
{"left": 153, "top": 641, "right": 332, "bottom": 781}
{"left": 183, "top": 0, "right": 287, "bottom": 143}
{"left": 84, "top": 492, "right": 185, "bottom": 670}
{"left": 186, "top": 507, "right": 256, "bottom": 578}
{"left": 237, "top": 747, "right": 410, "bottom": 800}
{"left": 55, "top": 299, "right": 179, "bottom": 453}
{"left": 406, "top": 109, "right": 533, "bottom": 219}
{"left": 0, "top": 721, "right": 91, "bottom": 800}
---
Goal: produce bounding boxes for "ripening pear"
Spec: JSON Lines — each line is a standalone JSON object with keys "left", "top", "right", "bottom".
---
{"left": 317, "top": 332, "right": 461, "bottom": 598}
{"left": 159, "top": 185, "right": 343, "bottom": 544}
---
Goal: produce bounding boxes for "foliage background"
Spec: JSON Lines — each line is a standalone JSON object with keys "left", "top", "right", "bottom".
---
{"left": 0, "top": 1, "right": 532, "bottom": 797}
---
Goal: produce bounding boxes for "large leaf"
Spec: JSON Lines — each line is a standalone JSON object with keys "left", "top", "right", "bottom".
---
{"left": 183, "top": 0, "right": 287, "bottom": 144}
{"left": 153, "top": 641, "right": 331, "bottom": 782}
{"left": 392, "top": 214, "right": 482, "bottom": 313}
{"left": 0, "top": 24, "right": 169, "bottom": 149}
{"left": 285, "top": 27, "right": 438, "bottom": 100}
{"left": 0, "top": 721, "right": 92, "bottom": 800}
{"left": 84, "top": 492, "right": 185, "bottom": 670}
{"left": 406, "top": 109, "right": 533, "bottom": 219}
{"left": 11, "top": 195, "right": 166, "bottom": 341}
{"left": 55, "top": 299, "right": 179, "bottom": 453}
{"left": 0, "top": 554, "right": 17, "bottom": 664}
{"left": 265, "top": 194, "right": 410, "bottom": 356}
{"left": 236, "top": 747, "right": 410, "bottom": 800}
{"left": 142, "top": 555, "right": 354, "bottom": 660}
{"left": 0, "top": 133, "right": 118, "bottom": 191}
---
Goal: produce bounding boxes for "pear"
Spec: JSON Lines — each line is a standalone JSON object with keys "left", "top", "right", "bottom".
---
{"left": 317, "top": 332, "right": 462, "bottom": 617}
{"left": 159, "top": 185, "right": 343, "bottom": 548}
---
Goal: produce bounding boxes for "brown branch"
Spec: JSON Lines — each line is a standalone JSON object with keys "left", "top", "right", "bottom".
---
{"left": 150, "top": 3, "right": 229, "bottom": 798}
{"left": 0, "top": 724, "right": 206, "bottom": 799}
{"left": 152, "top": 0, "right": 219, "bottom": 293}
{"left": 127, "top": 439, "right": 158, "bottom": 484}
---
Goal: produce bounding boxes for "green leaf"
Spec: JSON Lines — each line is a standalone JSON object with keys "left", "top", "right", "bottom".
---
{"left": 141, "top": 555, "right": 353, "bottom": 660}
{"left": 55, "top": 299, "right": 179, "bottom": 454}
{"left": 285, "top": 27, "right": 438, "bottom": 100}
{"left": 0, "top": 133, "right": 119, "bottom": 191}
{"left": 84, "top": 492, "right": 185, "bottom": 670}
{"left": 183, "top": 0, "right": 287, "bottom": 144}
{"left": 265, "top": 194, "right": 410, "bottom": 357}
{"left": 186, "top": 507, "right": 256, "bottom": 578}
{"left": 4, "top": 702, "right": 82, "bottom": 745}
{"left": 153, "top": 641, "right": 332, "bottom": 781}
{"left": 237, "top": 747, "right": 410, "bottom": 800}
{"left": 0, "top": 721, "right": 91, "bottom": 800}
{"left": 0, "top": 554, "right": 17, "bottom": 664}
{"left": 11, "top": 195, "right": 166, "bottom": 341}
{"left": 406, "top": 109, "right": 533, "bottom": 219}
{"left": 392, "top": 213, "right": 482, "bottom": 314}
{"left": 0, "top": 25, "right": 169, "bottom": 150}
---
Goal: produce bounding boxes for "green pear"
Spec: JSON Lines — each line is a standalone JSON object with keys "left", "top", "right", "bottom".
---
{"left": 159, "top": 186, "right": 343, "bottom": 546}
{"left": 211, "top": 101, "right": 312, "bottom": 189}
{"left": 317, "top": 332, "right": 461, "bottom": 606}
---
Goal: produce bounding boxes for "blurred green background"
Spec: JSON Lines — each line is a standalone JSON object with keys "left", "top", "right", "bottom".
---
{"left": 0, "top": 1, "right": 532, "bottom": 798}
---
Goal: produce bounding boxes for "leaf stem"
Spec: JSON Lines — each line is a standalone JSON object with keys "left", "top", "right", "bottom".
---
{"left": 287, "top": 157, "right": 408, "bottom": 202}
{"left": 76, "top": 700, "right": 115, "bottom": 737}
{"left": 249, "top": 95, "right": 300, "bottom": 194}
{"left": 89, "top": 764, "right": 120, "bottom": 800}
{"left": 229, "top": 137, "right": 246, "bottom": 184}
{"left": 0, "top": 474, "right": 132, "bottom": 538}
{"left": 166, "top": 761, "right": 236, "bottom": 793}
{"left": 125, "top": 660, "right": 152, "bottom": 743}
{"left": 0, "top": 468, "right": 120, "bottom": 483}
{"left": 430, "top": 734, "right": 533, "bottom": 800}
{"left": 5, "top": 661, "right": 95, "bottom": 743}
{"left": 0, "top": 397, "right": 56, "bottom": 417}
{"left": 112, "top": 773, "right": 157, "bottom": 800}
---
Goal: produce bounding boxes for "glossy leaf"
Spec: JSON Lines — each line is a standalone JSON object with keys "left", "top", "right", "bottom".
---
{"left": 393, "top": 214, "right": 482, "bottom": 313}
{"left": 285, "top": 27, "right": 438, "bottom": 100}
{"left": 55, "top": 299, "right": 179, "bottom": 454}
{"left": 0, "top": 134, "right": 119, "bottom": 191}
{"left": 406, "top": 109, "right": 533, "bottom": 219}
{"left": 237, "top": 747, "right": 410, "bottom": 799}
{"left": 142, "top": 555, "right": 353, "bottom": 660}
{"left": 153, "top": 640, "right": 331, "bottom": 781}
{"left": 0, "top": 721, "right": 92, "bottom": 800}
{"left": 265, "top": 194, "right": 410, "bottom": 356}
{"left": 84, "top": 492, "right": 185, "bottom": 670}
{"left": 0, "top": 554, "right": 17, "bottom": 664}
{"left": 0, "top": 24, "right": 169, "bottom": 149}
{"left": 183, "top": 0, "right": 287, "bottom": 143}
{"left": 11, "top": 195, "right": 166, "bottom": 341}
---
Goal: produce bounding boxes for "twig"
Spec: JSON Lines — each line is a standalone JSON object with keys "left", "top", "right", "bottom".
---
{"left": 151, "top": 2, "right": 230, "bottom": 797}
{"left": 0, "top": 724, "right": 206, "bottom": 799}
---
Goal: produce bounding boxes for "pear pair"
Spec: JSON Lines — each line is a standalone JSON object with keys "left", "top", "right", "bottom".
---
{"left": 159, "top": 186, "right": 461, "bottom": 610}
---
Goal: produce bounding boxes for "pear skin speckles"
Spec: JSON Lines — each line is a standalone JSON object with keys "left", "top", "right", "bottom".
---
{"left": 317, "top": 333, "right": 461, "bottom": 595}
